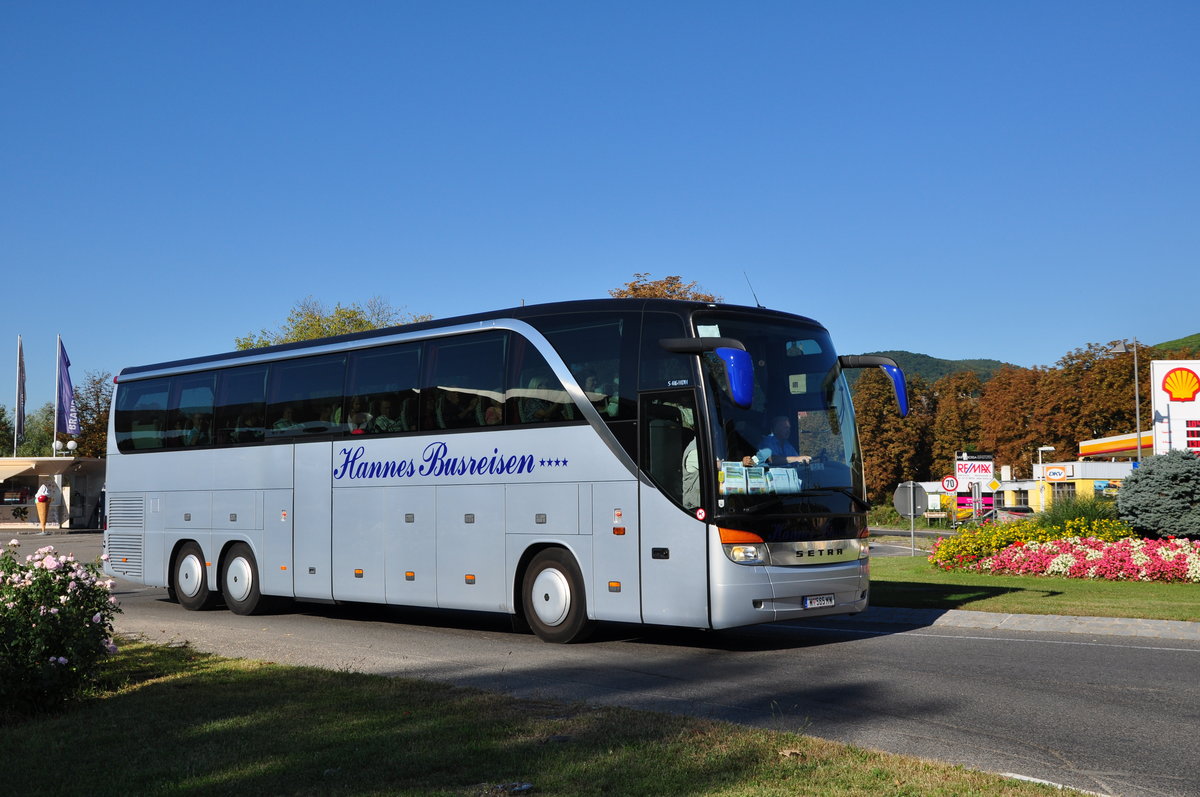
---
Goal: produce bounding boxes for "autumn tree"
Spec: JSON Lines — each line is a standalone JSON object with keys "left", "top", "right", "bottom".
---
{"left": 930, "top": 371, "right": 983, "bottom": 478}
{"left": 609, "top": 273, "right": 723, "bottom": 302}
{"left": 853, "top": 370, "right": 934, "bottom": 503}
{"left": 236, "top": 296, "right": 433, "bottom": 350}
{"left": 978, "top": 365, "right": 1046, "bottom": 478}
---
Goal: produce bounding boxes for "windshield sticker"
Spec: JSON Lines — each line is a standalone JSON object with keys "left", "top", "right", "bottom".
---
{"left": 789, "top": 374, "right": 807, "bottom": 394}
{"left": 718, "top": 461, "right": 802, "bottom": 496}
{"left": 333, "top": 441, "right": 560, "bottom": 482}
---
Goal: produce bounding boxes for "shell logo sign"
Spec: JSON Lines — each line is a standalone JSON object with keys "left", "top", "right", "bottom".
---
{"left": 1151, "top": 360, "right": 1200, "bottom": 456}
{"left": 1162, "top": 367, "right": 1200, "bottom": 402}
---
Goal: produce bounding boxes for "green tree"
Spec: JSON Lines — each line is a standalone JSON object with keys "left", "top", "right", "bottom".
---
{"left": 0, "top": 405, "right": 12, "bottom": 455}
{"left": 15, "top": 403, "right": 54, "bottom": 457}
{"left": 1116, "top": 449, "right": 1200, "bottom": 538}
{"left": 609, "top": 273, "right": 723, "bottom": 302}
{"left": 70, "top": 371, "right": 113, "bottom": 458}
{"left": 236, "top": 296, "right": 432, "bottom": 350}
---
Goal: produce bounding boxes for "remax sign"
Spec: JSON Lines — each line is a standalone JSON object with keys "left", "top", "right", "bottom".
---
{"left": 954, "top": 451, "right": 994, "bottom": 485}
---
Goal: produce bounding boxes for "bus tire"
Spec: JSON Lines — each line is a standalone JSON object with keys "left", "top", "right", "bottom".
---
{"left": 221, "top": 542, "right": 270, "bottom": 615}
{"left": 522, "top": 548, "right": 593, "bottom": 643}
{"left": 173, "top": 541, "right": 216, "bottom": 611}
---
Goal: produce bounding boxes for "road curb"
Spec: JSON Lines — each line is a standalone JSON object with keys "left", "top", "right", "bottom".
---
{"left": 838, "top": 606, "right": 1200, "bottom": 642}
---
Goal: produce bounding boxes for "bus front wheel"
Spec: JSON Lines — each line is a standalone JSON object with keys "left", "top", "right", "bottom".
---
{"left": 173, "top": 541, "right": 216, "bottom": 611}
{"left": 522, "top": 548, "right": 593, "bottom": 643}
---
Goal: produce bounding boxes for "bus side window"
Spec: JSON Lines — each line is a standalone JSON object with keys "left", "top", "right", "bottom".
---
{"left": 640, "top": 391, "right": 699, "bottom": 509}
{"left": 346, "top": 343, "right": 421, "bottom": 435}
{"left": 214, "top": 365, "right": 267, "bottom": 445}
{"left": 421, "top": 332, "right": 508, "bottom": 431}
{"left": 166, "top": 373, "right": 216, "bottom": 448}
{"left": 267, "top": 355, "right": 347, "bottom": 438}
{"left": 509, "top": 336, "right": 574, "bottom": 424}
{"left": 115, "top": 378, "right": 170, "bottom": 452}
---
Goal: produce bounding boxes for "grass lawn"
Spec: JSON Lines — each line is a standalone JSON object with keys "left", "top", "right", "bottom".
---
{"left": 870, "top": 555, "right": 1200, "bottom": 621}
{"left": 3, "top": 639, "right": 1060, "bottom": 797}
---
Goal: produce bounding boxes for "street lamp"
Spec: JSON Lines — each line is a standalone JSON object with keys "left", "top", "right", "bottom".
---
{"left": 52, "top": 439, "right": 78, "bottom": 457}
{"left": 1037, "top": 446, "right": 1056, "bottom": 511}
{"left": 1108, "top": 340, "right": 1142, "bottom": 464}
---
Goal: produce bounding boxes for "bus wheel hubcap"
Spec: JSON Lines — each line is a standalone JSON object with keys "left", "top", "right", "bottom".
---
{"left": 226, "top": 557, "right": 253, "bottom": 602}
{"left": 178, "top": 555, "right": 203, "bottom": 598}
{"left": 531, "top": 568, "right": 570, "bottom": 627}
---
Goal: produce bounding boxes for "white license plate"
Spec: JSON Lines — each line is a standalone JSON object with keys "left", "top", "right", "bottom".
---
{"left": 803, "top": 594, "right": 836, "bottom": 609}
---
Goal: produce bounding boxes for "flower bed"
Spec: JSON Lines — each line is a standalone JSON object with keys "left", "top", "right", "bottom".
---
{"left": 928, "top": 517, "right": 1136, "bottom": 571}
{"left": 977, "top": 536, "right": 1200, "bottom": 583}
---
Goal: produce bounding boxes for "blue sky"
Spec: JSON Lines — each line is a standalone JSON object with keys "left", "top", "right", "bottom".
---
{"left": 3, "top": 1, "right": 1197, "bottom": 412}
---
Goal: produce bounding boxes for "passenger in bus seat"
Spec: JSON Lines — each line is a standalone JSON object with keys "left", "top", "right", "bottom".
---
{"left": 437, "top": 388, "right": 478, "bottom": 428}
{"left": 519, "top": 375, "right": 562, "bottom": 423}
{"left": 371, "top": 399, "right": 404, "bottom": 433}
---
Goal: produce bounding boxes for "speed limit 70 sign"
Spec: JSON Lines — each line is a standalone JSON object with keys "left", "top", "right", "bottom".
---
{"left": 941, "top": 475, "right": 959, "bottom": 492}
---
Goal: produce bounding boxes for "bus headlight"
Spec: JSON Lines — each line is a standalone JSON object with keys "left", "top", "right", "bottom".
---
{"left": 725, "top": 544, "right": 765, "bottom": 564}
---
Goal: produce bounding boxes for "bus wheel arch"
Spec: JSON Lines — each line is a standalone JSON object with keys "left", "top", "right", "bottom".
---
{"left": 519, "top": 546, "right": 593, "bottom": 643}
{"left": 171, "top": 540, "right": 217, "bottom": 611}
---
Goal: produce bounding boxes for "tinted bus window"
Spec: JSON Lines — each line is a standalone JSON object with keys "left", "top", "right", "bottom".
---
{"left": 346, "top": 343, "right": 421, "bottom": 435}
{"left": 510, "top": 336, "right": 575, "bottom": 424}
{"left": 166, "top": 373, "right": 216, "bottom": 448}
{"left": 214, "top": 365, "right": 267, "bottom": 445}
{"left": 115, "top": 378, "right": 170, "bottom": 452}
{"left": 527, "top": 312, "right": 637, "bottom": 421}
{"left": 423, "top": 332, "right": 507, "bottom": 430}
{"left": 267, "top": 355, "right": 347, "bottom": 438}
{"left": 640, "top": 313, "right": 693, "bottom": 390}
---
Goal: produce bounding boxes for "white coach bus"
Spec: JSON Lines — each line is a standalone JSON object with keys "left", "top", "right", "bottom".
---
{"left": 104, "top": 299, "right": 907, "bottom": 642}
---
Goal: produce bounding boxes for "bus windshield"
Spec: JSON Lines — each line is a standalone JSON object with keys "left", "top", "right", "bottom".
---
{"left": 696, "top": 313, "right": 863, "bottom": 513}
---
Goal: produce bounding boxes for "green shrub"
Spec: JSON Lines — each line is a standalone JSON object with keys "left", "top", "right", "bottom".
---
{"left": 1117, "top": 449, "right": 1200, "bottom": 538}
{"left": 1039, "top": 494, "right": 1118, "bottom": 527}
{"left": 929, "top": 517, "right": 1136, "bottom": 570}
{"left": 1, "top": 539, "right": 121, "bottom": 716}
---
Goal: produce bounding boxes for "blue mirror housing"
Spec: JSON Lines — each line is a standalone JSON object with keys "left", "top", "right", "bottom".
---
{"left": 715, "top": 347, "right": 754, "bottom": 408}
{"left": 881, "top": 363, "right": 909, "bottom": 417}
{"left": 838, "top": 355, "right": 909, "bottom": 417}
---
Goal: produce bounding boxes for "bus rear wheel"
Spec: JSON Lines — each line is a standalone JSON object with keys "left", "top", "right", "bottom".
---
{"left": 522, "top": 548, "right": 592, "bottom": 643}
{"left": 221, "top": 542, "right": 271, "bottom": 615}
{"left": 173, "top": 541, "right": 216, "bottom": 611}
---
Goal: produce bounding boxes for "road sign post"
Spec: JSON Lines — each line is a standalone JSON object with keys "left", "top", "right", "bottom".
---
{"left": 893, "top": 481, "right": 928, "bottom": 556}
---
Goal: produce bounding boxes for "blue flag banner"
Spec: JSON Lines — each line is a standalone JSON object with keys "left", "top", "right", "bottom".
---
{"left": 57, "top": 338, "right": 81, "bottom": 436}
{"left": 15, "top": 336, "right": 26, "bottom": 445}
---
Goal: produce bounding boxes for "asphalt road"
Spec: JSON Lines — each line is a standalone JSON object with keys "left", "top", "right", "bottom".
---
{"left": 33, "top": 531, "right": 1200, "bottom": 797}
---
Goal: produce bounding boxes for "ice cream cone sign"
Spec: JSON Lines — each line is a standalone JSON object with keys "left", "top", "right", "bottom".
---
{"left": 34, "top": 482, "right": 58, "bottom": 533}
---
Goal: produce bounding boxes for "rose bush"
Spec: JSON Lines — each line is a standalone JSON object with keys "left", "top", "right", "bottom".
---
{"left": 1, "top": 539, "right": 121, "bottom": 715}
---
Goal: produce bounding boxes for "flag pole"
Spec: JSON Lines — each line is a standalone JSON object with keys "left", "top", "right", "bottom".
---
{"left": 13, "top": 335, "right": 19, "bottom": 457}
{"left": 53, "top": 334, "right": 61, "bottom": 456}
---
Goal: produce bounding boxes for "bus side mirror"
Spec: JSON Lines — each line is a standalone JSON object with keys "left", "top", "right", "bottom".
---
{"left": 660, "top": 337, "right": 754, "bottom": 410}
{"left": 838, "top": 355, "right": 909, "bottom": 417}
{"left": 715, "top": 347, "right": 753, "bottom": 409}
